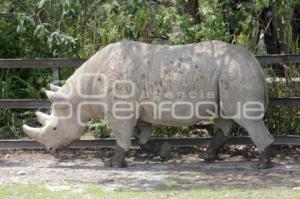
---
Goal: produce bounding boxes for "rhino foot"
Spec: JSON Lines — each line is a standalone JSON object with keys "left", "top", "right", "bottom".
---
{"left": 140, "top": 140, "right": 173, "bottom": 161}
{"left": 256, "top": 160, "right": 272, "bottom": 169}
{"left": 256, "top": 145, "right": 273, "bottom": 169}
{"left": 200, "top": 127, "right": 230, "bottom": 162}
{"left": 158, "top": 142, "right": 173, "bottom": 161}
{"left": 200, "top": 150, "right": 217, "bottom": 162}
{"left": 108, "top": 146, "right": 128, "bottom": 168}
{"left": 109, "top": 158, "right": 127, "bottom": 168}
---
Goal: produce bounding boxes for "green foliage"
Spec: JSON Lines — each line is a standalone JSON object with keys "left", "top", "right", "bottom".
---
{"left": 88, "top": 118, "right": 188, "bottom": 138}
{"left": 266, "top": 107, "right": 300, "bottom": 135}
{"left": 153, "top": 125, "right": 187, "bottom": 137}
{"left": 0, "top": 68, "right": 52, "bottom": 138}
{"left": 88, "top": 118, "right": 111, "bottom": 138}
{"left": 97, "top": 0, "right": 154, "bottom": 44}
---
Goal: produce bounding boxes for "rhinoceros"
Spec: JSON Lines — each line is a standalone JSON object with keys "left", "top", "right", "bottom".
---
{"left": 23, "top": 40, "right": 274, "bottom": 168}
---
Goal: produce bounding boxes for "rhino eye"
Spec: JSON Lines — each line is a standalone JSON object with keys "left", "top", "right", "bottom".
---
{"left": 53, "top": 127, "right": 57, "bottom": 131}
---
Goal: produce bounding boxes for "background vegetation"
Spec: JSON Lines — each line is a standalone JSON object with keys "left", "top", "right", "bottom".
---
{"left": 0, "top": 0, "right": 300, "bottom": 138}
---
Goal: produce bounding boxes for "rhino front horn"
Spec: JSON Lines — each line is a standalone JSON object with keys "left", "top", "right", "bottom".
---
{"left": 23, "top": 125, "right": 42, "bottom": 141}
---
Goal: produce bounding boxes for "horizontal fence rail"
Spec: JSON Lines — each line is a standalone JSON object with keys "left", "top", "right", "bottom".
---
{"left": 0, "top": 136, "right": 300, "bottom": 150}
{"left": 0, "top": 55, "right": 300, "bottom": 69}
{"left": 0, "top": 99, "right": 50, "bottom": 108}
{"left": 256, "top": 55, "right": 300, "bottom": 64}
{"left": 269, "top": 97, "right": 300, "bottom": 107}
{"left": 0, "top": 58, "right": 86, "bottom": 69}
{"left": 0, "top": 98, "right": 299, "bottom": 109}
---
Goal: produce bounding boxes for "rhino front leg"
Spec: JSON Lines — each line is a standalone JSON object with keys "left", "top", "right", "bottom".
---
{"left": 200, "top": 119, "right": 233, "bottom": 162}
{"left": 134, "top": 122, "right": 173, "bottom": 160}
{"left": 110, "top": 144, "right": 128, "bottom": 168}
{"left": 108, "top": 117, "right": 136, "bottom": 168}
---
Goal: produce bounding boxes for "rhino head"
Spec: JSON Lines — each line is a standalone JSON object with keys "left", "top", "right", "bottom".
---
{"left": 23, "top": 84, "right": 86, "bottom": 153}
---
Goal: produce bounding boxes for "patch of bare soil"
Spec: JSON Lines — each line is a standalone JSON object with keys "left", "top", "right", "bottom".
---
{"left": 0, "top": 146, "right": 300, "bottom": 191}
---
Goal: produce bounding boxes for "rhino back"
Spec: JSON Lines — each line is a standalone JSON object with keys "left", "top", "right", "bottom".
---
{"left": 62, "top": 41, "right": 266, "bottom": 125}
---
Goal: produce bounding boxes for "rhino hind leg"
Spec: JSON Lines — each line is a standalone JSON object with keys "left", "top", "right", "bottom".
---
{"left": 134, "top": 122, "right": 173, "bottom": 160}
{"left": 218, "top": 68, "right": 273, "bottom": 168}
{"left": 200, "top": 119, "right": 233, "bottom": 162}
{"left": 234, "top": 118, "right": 274, "bottom": 169}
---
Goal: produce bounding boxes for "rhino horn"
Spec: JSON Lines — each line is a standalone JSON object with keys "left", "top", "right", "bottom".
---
{"left": 49, "top": 83, "right": 61, "bottom": 92}
{"left": 23, "top": 125, "right": 43, "bottom": 141}
{"left": 45, "top": 90, "right": 68, "bottom": 102}
{"left": 35, "top": 111, "right": 50, "bottom": 125}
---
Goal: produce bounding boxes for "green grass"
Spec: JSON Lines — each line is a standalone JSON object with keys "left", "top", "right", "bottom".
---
{"left": 0, "top": 184, "right": 77, "bottom": 199}
{"left": 0, "top": 183, "right": 300, "bottom": 199}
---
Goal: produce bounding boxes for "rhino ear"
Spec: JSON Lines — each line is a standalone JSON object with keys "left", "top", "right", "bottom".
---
{"left": 49, "top": 83, "right": 61, "bottom": 92}
{"left": 35, "top": 111, "right": 50, "bottom": 126}
{"left": 45, "top": 90, "right": 68, "bottom": 102}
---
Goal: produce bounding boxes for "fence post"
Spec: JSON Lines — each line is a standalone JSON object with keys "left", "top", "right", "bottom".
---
{"left": 52, "top": 65, "right": 61, "bottom": 85}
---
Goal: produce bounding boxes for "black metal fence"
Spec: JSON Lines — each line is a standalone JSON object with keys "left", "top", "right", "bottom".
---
{"left": 0, "top": 55, "right": 300, "bottom": 109}
{"left": 0, "top": 55, "right": 300, "bottom": 149}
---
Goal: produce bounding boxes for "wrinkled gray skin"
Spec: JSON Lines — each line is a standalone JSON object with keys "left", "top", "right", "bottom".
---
{"left": 23, "top": 41, "right": 274, "bottom": 169}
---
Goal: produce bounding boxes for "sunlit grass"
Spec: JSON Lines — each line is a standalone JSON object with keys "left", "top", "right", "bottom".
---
{"left": 0, "top": 183, "right": 299, "bottom": 199}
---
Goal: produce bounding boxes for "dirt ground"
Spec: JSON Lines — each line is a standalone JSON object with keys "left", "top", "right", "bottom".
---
{"left": 0, "top": 146, "right": 300, "bottom": 191}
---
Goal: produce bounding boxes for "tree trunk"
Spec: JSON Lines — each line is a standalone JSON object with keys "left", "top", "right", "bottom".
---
{"left": 259, "top": 6, "right": 285, "bottom": 77}
{"left": 292, "top": 6, "right": 300, "bottom": 47}
{"left": 183, "top": 0, "right": 201, "bottom": 23}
